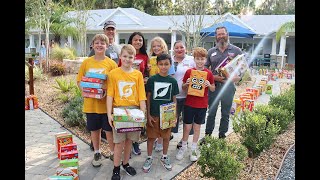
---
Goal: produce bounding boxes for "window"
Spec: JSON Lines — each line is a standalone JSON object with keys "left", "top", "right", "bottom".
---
{"left": 119, "top": 39, "right": 125, "bottom": 44}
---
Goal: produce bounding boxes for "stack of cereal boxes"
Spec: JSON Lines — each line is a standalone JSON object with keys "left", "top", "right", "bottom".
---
{"left": 113, "top": 108, "right": 145, "bottom": 133}
{"left": 48, "top": 132, "right": 79, "bottom": 180}
{"left": 80, "top": 71, "right": 107, "bottom": 99}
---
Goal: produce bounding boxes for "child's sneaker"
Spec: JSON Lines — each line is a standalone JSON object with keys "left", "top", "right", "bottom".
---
{"left": 190, "top": 149, "right": 199, "bottom": 162}
{"left": 122, "top": 163, "right": 137, "bottom": 176}
{"left": 142, "top": 157, "right": 153, "bottom": 173}
{"left": 132, "top": 142, "right": 141, "bottom": 155}
{"left": 176, "top": 147, "right": 187, "bottom": 160}
{"left": 111, "top": 168, "right": 120, "bottom": 180}
{"left": 155, "top": 143, "right": 163, "bottom": 152}
{"left": 160, "top": 156, "right": 172, "bottom": 171}
{"left": 91, "top": 153, "right": 102, "bottom": 167}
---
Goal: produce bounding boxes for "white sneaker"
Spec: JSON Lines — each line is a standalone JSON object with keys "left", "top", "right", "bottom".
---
{"left": 190, "top": 149, "right": 199, "bottom": 162}
{"left": 176, "top": 147, "right": 187, "bottom": 160}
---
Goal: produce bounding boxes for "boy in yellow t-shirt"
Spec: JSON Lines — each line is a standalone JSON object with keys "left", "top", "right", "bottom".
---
{"left": 107, "top": 44, "right": 147, "bottom": 179}
{"left": 76, "top": 34, "right": 118, "bottom": 167}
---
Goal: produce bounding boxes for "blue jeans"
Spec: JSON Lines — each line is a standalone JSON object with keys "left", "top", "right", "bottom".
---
{"left": 171, "top": 98, "right": 194, "bottom": 135}
{"left": 205, "top": 82, "right": 236, "bottom": 136}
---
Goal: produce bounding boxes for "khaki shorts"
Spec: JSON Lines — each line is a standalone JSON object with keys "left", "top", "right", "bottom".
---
{"left": 146, "top": 116, "right": 171, "bottom": 139}
{"left": 113, "top": 130, "right": 140, "bottom": 144}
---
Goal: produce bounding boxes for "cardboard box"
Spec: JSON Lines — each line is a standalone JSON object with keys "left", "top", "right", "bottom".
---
{"left": 82, "top": 91, "right": 104, "bottom": 99}
{"left": 116, "top": 127, "right": 143, "bottom": 133}
{"left": 47, "top": 176, "right": 73, "bottom": 180}
{"left": 113, "top": 121, "right": 144, "bottom": 131}
{"left": 148, "top": 56, "right": 159, "bottom": 76}
{"left": 60, "top": 150, "right": 78, "bottom": 160}
{"left": 113, "top": 108, "right": 145, "bottom": 123}
{"left": 56, "top": 166, "right": 79, "bottom": 180}
{"left": 81, "top": 76, "right": 104, "bottom": 83}
{"left": 224, "top": 54, "right": 249, "bottom": 79}
{"left": 187, "top": 70, "right": 208, "bottom": 97}
{"left": 160, "top": 102, "right": 176, "bottom": 130}
{"left": 241, "top": 99, "right": 254, "bottom": 111}
{"left": 85, "top": 71, "right": 107, "bottom": 80}
{"left": 55, "top": 133, "right": 73, "bottom": 154}
{"left": 266, "top": 84, "right": 273, "bottom": 94}
{"left": 82, "top": 87, "right": 104, "bottom": 94}
{"left": 60, "top": 143, "right": 77, "bottom": 153}
{"left": 59, "top": 159, "right": 79, "bottom": 168}
{"left": 80, "top": 81, "right": 103, "bottom": 88}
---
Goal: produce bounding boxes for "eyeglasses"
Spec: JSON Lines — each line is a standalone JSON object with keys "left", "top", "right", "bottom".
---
{"left": 174, "top": 62, "right": 178, "bottom": 72}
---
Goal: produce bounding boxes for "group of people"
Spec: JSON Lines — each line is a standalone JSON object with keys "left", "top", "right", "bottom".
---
{"left": 76, "top": 20, "right": 243, "bottom": 180}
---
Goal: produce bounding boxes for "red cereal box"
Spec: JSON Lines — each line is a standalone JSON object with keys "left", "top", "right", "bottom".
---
{"left": 81, "top": 76, "right": 104, "bottom": 83}
{"left": 55, "top": 132, "right": 73, "bottom": 154}
{"left": 82, "top": 87, "right": 104, "bottom": 94}
{"left": 60, "top": 150, "right": 78, "bottom": 160}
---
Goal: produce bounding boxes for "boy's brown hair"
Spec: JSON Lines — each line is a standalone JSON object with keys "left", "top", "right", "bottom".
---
{"left": 192, "top": 47, "right": 208, "bottom": 58}
{"left": 120, "top": 44, "right": 136, "bottom": 56}
{"left": 92, "top": 34, "right": 109, "bottom": 45}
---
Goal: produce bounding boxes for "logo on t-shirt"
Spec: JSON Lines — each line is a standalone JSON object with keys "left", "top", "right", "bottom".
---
{"left": 153, "top": 82, "right": 172, "bottom": 100}
{"left": 118, "top": 81, "right": 135, "bottom": 100}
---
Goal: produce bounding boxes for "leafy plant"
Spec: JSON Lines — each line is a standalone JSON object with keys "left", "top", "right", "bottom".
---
{"left": 269, "top": 84, "right": 295, "bottom": 115}
{"left": 233, "top": 110, "right": 280, "bottom": 157}
{"left": 53, "top": 76, "right": 77, "bottom": 92}
{"left": 58, "top": 94, "right": 70, "bottom": 103}
{"left": 50, "top": 61, "right": 67, "bottom": 76}
{"left": 25, "top": 65, "right": 47, "bottom": 81}
{"left": 62, "top": 96, "right": 86, "bottom": 128}
{"left": 198, "top": 136, "right": 248, "bottom": 180}
{"left": 51, "top": 45, "right": 76, "bottom": 61}
{"left": 253, "top": 104, "right": 293, "bottom": 133}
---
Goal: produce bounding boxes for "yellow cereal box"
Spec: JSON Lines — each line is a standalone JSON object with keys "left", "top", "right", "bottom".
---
{"left": 187, "top": 70, "right": 208, "bottom": 97}
{"left": 148, "top": 56, "right": 159, "bottom": 76}
{"left": 160, "top": 102, "right": 176, "bottom": 130}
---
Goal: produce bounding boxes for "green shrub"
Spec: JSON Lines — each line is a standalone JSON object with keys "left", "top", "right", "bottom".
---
{"left": 253, "top": 104, "right": 293, "bottom": 133}
{"left": 50, "top": 61, "right": 66, "bottom": 76}
{"left": 51, "top": 46, "right": 76, "bottom": 61}
{"left": 62, "top": 96, "right": 86, "bottom": 128}
{"left": 232, "top": 110, "right": 280, "bottom": 157}
{"left": 71, "top": 85, "right": 82, "bottom": 98}
{"left": 268, "top": 84, "right": 295, "bottom": 116}
{"left": 53, "top": 76, "right": 77, "bottom": 92}
{"left": 58, "top": 94, "right": 70, "bottom": 103}
{"left": 198, "top": 136, "right": 248, "bottom": 180}
{"left": 25, "top": 65, "right": 47, "bottom": 81}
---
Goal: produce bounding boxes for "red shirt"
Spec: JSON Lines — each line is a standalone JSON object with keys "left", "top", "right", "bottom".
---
{"left": 118, "top": 53, "right": 149, "bottom": 77}
{"left": 183, "top": 68, "right": 214, "bottom": 108}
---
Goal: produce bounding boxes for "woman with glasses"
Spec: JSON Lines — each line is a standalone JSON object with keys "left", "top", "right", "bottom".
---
{"left": 171, "top": 40, "right": 195, "bottom": 149}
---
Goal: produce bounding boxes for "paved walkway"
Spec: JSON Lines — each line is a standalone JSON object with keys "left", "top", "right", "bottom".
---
{"left": 25, "top": 75, "right": 294, "bottom": 180}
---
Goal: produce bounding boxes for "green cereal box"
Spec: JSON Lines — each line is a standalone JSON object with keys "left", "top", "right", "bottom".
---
{"left": 266, "top": 84, "right": 273, "bottom": 94}
{"left": 59, "top": 158, "right": 79, "bottom": 168}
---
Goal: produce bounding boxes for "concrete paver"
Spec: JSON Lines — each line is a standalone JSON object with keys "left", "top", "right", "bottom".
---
{"left": 25, "top": 75, "right": 294, "bottom": 180}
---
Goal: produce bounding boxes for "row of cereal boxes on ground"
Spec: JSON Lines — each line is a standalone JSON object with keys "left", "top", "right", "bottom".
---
{"left": 46, "top": 132, "right": 79, "bottom": 180}
{"left": 257, "top": 69, "right": 294, "bottom": 80}
{"left": 230, "top": 76, "right": 272, "bottom": 116}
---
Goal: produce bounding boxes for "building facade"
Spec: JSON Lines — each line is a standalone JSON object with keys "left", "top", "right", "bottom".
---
{"left": 25, "top": 7, "right": 295, "bottom": 67}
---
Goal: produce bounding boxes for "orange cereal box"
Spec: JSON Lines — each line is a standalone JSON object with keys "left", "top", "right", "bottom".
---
{"left": 55, "top": 132, "right": 73, "bottom": 155}
{"left": 187, "top": 70, "right": 208, "bottom": 97}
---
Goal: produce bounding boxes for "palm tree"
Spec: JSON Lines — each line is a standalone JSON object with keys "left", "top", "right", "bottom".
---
{"left": 276, "top": 21, "right": 295, "bottom": 42}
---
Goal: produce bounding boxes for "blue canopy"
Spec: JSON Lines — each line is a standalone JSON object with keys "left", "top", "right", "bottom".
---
{"left": 200, "top": 21, "right": 256, "bottom": 38}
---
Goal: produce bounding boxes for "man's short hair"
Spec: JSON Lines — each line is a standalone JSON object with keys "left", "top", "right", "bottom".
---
{"left": 103, "top": 20, "right": 116, "bottom": 29}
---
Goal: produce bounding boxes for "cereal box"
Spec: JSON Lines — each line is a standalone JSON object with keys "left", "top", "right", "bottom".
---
{"left": 56, "top": 166, "right": 79, "bottom": 180}
{"left": 224, "top": 54, "right": 249, "bottom": 80}
{"left": 47, "top": 176, "right": 73, "bottom": 180}
{"left": 85, "top": 71, "right": 107, "bottom": 80}
{"left": 60, "top": 150, "right": 78, "bottom": 160}
{"left": 149, "top": 56, "right": 159, "bottom": 76}
{"left": 116, "top": 127, "right": 143, "bottom": 133}
{"left": 59, "top": 159, "right": 79, "bottom": 168}
{"left": 82, "top": 91, "right": 104, "bottom": 99}
{"left": 187, "top": 70, "right": 208, "bottom": 97}
{"left": 80, "top": 81, "right": 103, "bottom": 88}
{"left": 81, "top": 76, "right": 104, "bottom": 83}
{"left": 55, "top": 132, "right": 73, "bottom": 153}
{"left": 241, "top": 99, "right": 254, "bottom": 111}
{"left": 266, "top": 84, "right": 273, "bottom": 94}
{"left": 160, "top": 102, "right": 176, "bottom": 130}
{"left": 82, "top": 87, "right": 104, "bottom": 94}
